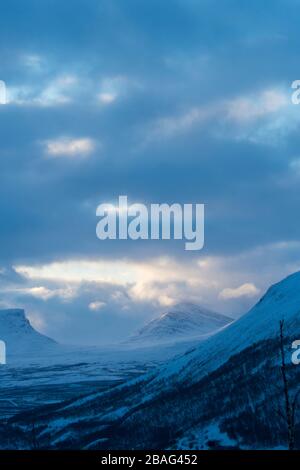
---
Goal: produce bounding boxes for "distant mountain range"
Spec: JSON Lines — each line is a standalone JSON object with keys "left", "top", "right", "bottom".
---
{"left": 128, "top": 302, "right": 233, "bottom": 345}
{"left": 5, "top": 270, "right": 300, "bottom": 450}
{"left": 0, "top": 302, "right": 232, "bottom": 360}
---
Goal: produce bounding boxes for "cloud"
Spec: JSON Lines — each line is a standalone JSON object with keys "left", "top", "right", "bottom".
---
{"left": 98, "top": 75, "right": 141, "bottom": 105}
{"left": 148, "top": 105, "right": 216, "bottom": 140}
{"left": 6, "top": 238, "right": 300, "bottom": 343}
{"left": 1, "top": 0, "right": 300, "bottom": 343}
{"left": 88, "top": 300, "right": 106, "bottom": 311}
{"left": 13, "top": 256, "right": 214, "bottom": 309}
{"left": 226, "top": 89, "right": 288, "bottom": 122}
{"left": 44, "top": 137, "right": 96, "bottom": 158}
{"left": 8, "top": 74, "right": 79, "bottom": 107}
{"left": 6, "top": 285, "right": 77, "bottom": 301}
{"left": 36, "top": 75, "right": 78, "bottom": 106}
{"left": 219, "top": 283, "right": 260, "bottom": 300}
{"left": 145, "top": 88, "right": 289, "bottom": 144}
{"left": 24, "top": 286, "right": 54, "bottom": 300}
{"left": 11, "top": 253, "right": 263, "bottom": 311}
{"left": 129, "top": 282, "right": 178, "bottom": 307}
{"left": 98, "top": 92, "right": 117, "bottom": 104}
{"left": 22, "top": 53, "right": 44, "bottom": 71}
{"left": 26, "top": 311, "right": 47, "bottom": 332}
{"left": 14, "top": 259, "right": 139, "bottom": 285}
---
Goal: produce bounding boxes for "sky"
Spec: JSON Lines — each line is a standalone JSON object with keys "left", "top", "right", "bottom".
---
{"left": 0, "top": 0, "right": 300, "bottom": 345}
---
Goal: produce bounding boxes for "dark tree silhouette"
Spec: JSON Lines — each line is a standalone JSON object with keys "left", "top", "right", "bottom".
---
{"left": 29, "top": 421, "right": 39, "bottom": 450}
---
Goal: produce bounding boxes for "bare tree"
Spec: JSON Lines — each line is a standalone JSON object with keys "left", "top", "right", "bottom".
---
{"left": 29, "top": 421, "right": 39, "bottom": 450}
{"left": 279, "top": 320, "right": 300, "bottom": 450}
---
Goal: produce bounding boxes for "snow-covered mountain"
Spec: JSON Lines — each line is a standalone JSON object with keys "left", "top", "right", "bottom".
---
{"left": 0, "top": 309, "right": 57, "bottom": 359}
{"left": 129, "top": 302, "right": 233, "bottom": 345}
{"left": 8, "top": 271, "right": 300, "bottom": 450}
{"left": 153, "top": 269, "right": 300, "bottom": 386}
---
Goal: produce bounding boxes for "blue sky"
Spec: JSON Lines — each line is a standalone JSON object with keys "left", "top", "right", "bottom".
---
{"left": 1, "top": 0, "right": 300, "bottom": 344}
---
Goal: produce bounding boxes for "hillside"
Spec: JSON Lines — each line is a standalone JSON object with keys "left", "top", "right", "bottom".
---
{"left": 4, "top": 271, "right": 300, "bottom": 449}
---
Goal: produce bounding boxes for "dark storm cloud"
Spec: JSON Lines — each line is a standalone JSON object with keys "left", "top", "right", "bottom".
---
{"left": 0, "top": 0, "right": 300, "bottom": 342}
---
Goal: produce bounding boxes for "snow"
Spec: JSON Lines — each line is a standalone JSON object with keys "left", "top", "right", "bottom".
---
{"left": 175, "top": 422, "right": 237, "bottom": 450}
{"left": 2, "top": 271, "right": 300, "bottom": 428}
{"left": 3, "top": 271, "right": 300, "bottom": 449}
{"left": 0, "top": 308, "right": 220, "bottom": 418}
{"left": 127, "top": 302, "right": 233, "bottom": 345}
{"left": 0, "top": 308, "right": 57, "bottom": 358}
{"left": 151, "top": 270, "right": 300, "bottom": 387}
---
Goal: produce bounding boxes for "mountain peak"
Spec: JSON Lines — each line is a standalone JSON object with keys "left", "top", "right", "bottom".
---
{"left": 0, "top": 308, "right": 57, "bottom": 360}
{"left": 259, "top": 270, "right": 300, "bottom": 303}
{"left": 152, "top": 269, "right": 300, "bottom": 387}
{"left": 129, "top": 302, "right": 233, "bottom": 345}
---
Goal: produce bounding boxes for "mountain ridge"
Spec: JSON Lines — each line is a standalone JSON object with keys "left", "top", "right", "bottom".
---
{"left": 128, "top": 302, "right": 233, "bottom": 345}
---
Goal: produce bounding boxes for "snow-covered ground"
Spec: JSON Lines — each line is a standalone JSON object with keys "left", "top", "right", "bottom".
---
{"left": 2, "top": 271, "right": 300, "bottom": 449}
{"left": 0, "top": 306, "right": 220, "bottom": 418}
{"left": 0, "top": 301, "right": 231, "bottom": 395}
{"left": 3, "top": 269, "right": 300, "bottom": 441}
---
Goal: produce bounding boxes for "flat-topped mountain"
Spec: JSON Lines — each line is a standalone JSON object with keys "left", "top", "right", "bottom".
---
{"left": 0, "top": 308, "right": 56, "bottom": 358}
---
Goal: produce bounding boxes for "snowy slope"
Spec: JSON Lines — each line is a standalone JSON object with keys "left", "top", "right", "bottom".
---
{"left": 8, "top": 270, "right": 300, "bottom": 450}
{"left": 153, "top": 270, "right": 300, "bottom": 386}
{"left": 0, "top": 309, "right": 57, "bottom": 358}
{"left": 128, "top": 302, "right": 233, "bottom": 345}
